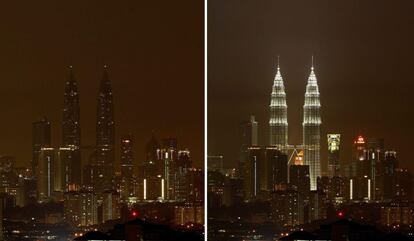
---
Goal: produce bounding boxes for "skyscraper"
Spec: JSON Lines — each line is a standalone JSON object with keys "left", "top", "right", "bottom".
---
{"left": 94, "top": 66, "right": 115, "bottom": 192}
{"left": 240, "top": 115, "right": 258, "bottom": 149}
{"left": 37, "top": 147, "right": 55, "bottom": 203}
{"left": 120, "top": 134, "right": 134, "bottom": 199}
{"left": 327, "top": 134, "right": 340, "bottom": 177}
{"left": 269, "top": 61, "right": 288, "bottom": 153}
{"left": 62, "top": 67, "right": 81, "bottom": 188}
{"left": 303, "top": 62, "right": 322, "bottom": 191}
{"left": 32, "top": 117, "right": 51, "bottom": 175}
{"left": 62, "top": 66, "right": 81, "bottom": 147}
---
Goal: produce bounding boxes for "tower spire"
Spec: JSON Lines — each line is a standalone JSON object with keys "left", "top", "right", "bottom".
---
{"left": 277, "top": 55, "right": 280, "bottom": 70}
{"left": 311, "top": 55, "right": 314, "bottom": 70}
{"left": 269, "top": 57, "right": 288, "bottom": 152}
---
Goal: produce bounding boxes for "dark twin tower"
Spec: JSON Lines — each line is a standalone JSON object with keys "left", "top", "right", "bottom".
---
{"left": 62, "top": 67, "right": 81, "bottom": 187}
{"left": 63, "top": 66, "right": 115, "bottom": 192}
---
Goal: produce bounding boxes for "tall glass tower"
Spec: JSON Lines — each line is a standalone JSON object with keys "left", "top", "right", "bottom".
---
{"left": 269, "top": 61, "right": 288, "bottom": 153}
{"left": 303, "top": 63, "right": 322, "bottom": 191}
{"left": 95, "top": 66, "right": 115, "bottom": 192}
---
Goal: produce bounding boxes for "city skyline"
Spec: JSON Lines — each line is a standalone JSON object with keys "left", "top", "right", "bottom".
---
{"left": 0, "top": 1, "right": 204, "bottom": 168}
{"left": 208, "top": 0, "right": 414, "bottom": 172}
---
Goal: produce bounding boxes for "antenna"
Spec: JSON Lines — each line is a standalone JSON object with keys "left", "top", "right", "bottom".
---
{"left": 311, "top": 55, "right": 314, "bottom": 70}
{"left": 277, "top": 55, "right": 280, "bottom": 70}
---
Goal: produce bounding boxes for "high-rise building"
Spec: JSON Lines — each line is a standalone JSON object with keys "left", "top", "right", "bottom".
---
{"left": 327, "top": 134, "right": 341, "bottom": 177}
{"left": 62, "top": 67, "right": 81, "bottom": 187}
{"left": 238, "top": 116, "right": 258, "bottom": 187}
{"left": 145, "top": 133, "right": 160, "bottom": 176}
{"left": 102, "top": 190, "right": 121, "bottom": 222}
{"left": 303, "top": 63, "right": 322, "bottom": 191}
{"left": 32, "top": 117, "right": 51, "bottom": 175}
{"left": 269, "top": 62, "right": 288, "bottom": 153}
{"left": 36, "top": 147, "right": 55, "bottom": 203}
{"left": 240, "top": 115, "right": 258, "bottom": 149}
{"left": 207, "top": 155, "right": 224, "bottom": 174}
{"left": 174, "top": 150, "right": 192, "bottom": 201}
{"left": 244, "top": 147, "right": 262, "bottom": 200}
{"left": 264, "top": 147, "right": 288, "bottom": 191}
{"left": 94, "top": 66, "right": 115, "bottom": 192}
{"left": 157, "top": 138, "right": 178, "bottom": 200}
{"left": 271, "top": 189, "right": 300, "bottom": 226}
{"left": 64, "top": 190, "right": 98, "bottom": 227}
{"left": 120, "top": 134, "right": 134, "bottom": 199}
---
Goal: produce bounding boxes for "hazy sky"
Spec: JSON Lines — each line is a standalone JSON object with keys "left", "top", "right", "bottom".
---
{"left": 208, "top": 0, "right": 414, "bottom": 171}
{"left": 0, "top": 1, "right": 204, "bottom": 168}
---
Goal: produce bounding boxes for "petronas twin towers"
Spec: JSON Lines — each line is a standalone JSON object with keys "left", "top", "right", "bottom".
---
{"left": 269, "top": 59, "right": 321, "bottom": 191}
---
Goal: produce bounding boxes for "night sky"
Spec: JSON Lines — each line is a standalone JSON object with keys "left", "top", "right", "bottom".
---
{"left": 0, "top": 1, "right": 204, "bottom": 168}
{"left": 208, "top": 0, "right": 414, "bottom": 171}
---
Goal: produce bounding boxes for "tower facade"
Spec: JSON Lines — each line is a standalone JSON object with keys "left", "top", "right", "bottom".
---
{"left": 303, "top": 65, "right": 321, "bottom": 191}
{"left": 94, "top": 66, "right": 115, "bottom": 192}
{"left": 62, "top": 67, "right": 81, "bottom": 188}
{"left": 120, "top": 134, "right": 134, "bottom": 199}
{"left": 269, "top": 64, "right": 288, "bottom": 153}
{"left": 327, "top": 134, "right": 340, "bottom": 178}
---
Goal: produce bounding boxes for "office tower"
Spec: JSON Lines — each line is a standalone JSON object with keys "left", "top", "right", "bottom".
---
{"left": 174, "top": 150, "right": 192, "bottom": 201}
{"left": 207, "top": 155, "right": 224, "bottom": 173}
{"left": 62, "top": 67, "right": 81, "bottom": 187}
{"left": 32, "top": 117, "right": 51, "bottom": 175}
{"left": 186, "top": 168, "right": 204, "bottom": 203}
{"left": 240, "top": 115, "right": 258, "bottom": 149}
{"left": 380, "top": 202, "right": 414, "bottom": 226}
{"left": 238, "top": 116, "right": 259, "bottom": 185}
{"left": 264, "top": 147, "right": 288, "bottom": 191}
{"left": 145, "top": 133, "right": 160, "bottom": 177}
{"left": 271, "top": 189, "right": 300, "bottom": 226}
{"left": 120, "top": 134, "right": 134, "bottom": 199}
{"left": 244, "top": 147, "right": 262, "bottom": 200}
{"left": 207, "top": 170, "right": 225, "bottom": 208}
{"left": 56, "top": 146, "right": 79, "bottom": 192}
{"left": 289, "top": 164, "right": 310, "bottom": 224}
{"left": 303, "top": 63, "right": 322, "bottom": 191}
{"left": 327, "top": 134, "right": 340, "bottom": 177}
{"left": 102, "top": 190, "right": 121, "bottom": 222}
{"left": 222, "top": 176, "right": 244, "bottom": 206}
{"left": 269, "top": 62, "right": 288, "bottom": 153}
{"left": 36, "top": 147, "right": 55, "bottom": 203}
{"left": 94, "top": 66, "right": 115, "bottom": 192}
{"left": 394, "top": 169, "right": 412, "bottom": 201}
{"left": 289, "top": 164, "right": 310, "bottom": 196}
{"left": 64, "top": 190, "right": 98, "bottom": 227}
{"left": 157, "top": 138, "right": 178, "bottom": 200}
{"left": 174, "top": 203, "right": 204, "bottom": 225}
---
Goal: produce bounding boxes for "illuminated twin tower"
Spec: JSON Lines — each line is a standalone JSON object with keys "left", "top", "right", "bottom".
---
{"left": 269, "top": 58, "right": 322, "bottom": 190}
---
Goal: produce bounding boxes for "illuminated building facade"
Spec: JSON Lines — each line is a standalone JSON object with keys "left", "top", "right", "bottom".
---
{"left": 62, "top": 67, "right": 81, "bottom": 188}
{"left": 303, "top": 65, "right": 322, "bottom": 191}
{"left": 94, "top": 66, "right": 115, "bottom": 193}
{"left": 269, "top": 63, "right": 288, "bottom": 153}
{"left": 327, "top": 134, "right": 340, "bottom": 177}
{"left": 174, "top": 150, "right": 192, "bottom": 201}
{"left": 174, "top": 203, "right": 204, "bottom": 225}
{"left": 64, "top": 190, "right": 98, "bottom": 227}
